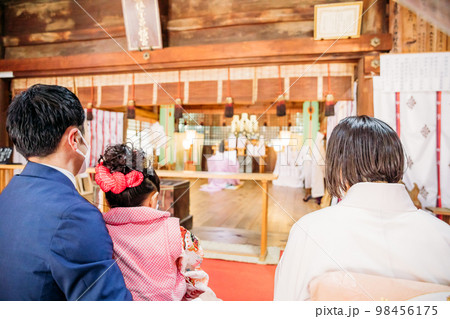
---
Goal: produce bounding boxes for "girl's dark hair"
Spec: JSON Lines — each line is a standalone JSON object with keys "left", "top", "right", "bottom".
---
{"left": 7, "top": 84, "right": 85, "bottom": 158}
{"left": 101, "top": 144, "right": 160, "bottom": 208}
{"left": 326, "top": 116, "right": 404, "bottom": 198}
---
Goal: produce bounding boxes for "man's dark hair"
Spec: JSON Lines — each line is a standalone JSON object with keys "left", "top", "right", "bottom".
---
{"left": 6, "top": 84, "right": 85, "bottom": 158}
{"left": 326, "top": 116, "right": 405, "bottom": 198}
{"left": 101, "top": 144, "right": 160, "bottom": 208}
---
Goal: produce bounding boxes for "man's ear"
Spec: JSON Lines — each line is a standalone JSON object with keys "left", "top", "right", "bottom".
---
{"left": 66, "top": 127, "right": 80, "bottom": 151}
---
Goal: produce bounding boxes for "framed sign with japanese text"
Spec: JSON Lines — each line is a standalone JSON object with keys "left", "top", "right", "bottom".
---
{"left": 122, "top": 0, "right": 163, "bottom": 50}
{"left": 314, "top": 1, "right": 363, "bottom": 40}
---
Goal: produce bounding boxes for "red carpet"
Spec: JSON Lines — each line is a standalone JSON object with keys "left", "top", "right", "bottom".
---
{"left": 201, "top": 258, "right": 277, "bottom": 301}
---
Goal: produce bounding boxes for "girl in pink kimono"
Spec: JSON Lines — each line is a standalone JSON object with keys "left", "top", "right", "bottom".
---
{"left": 95, "top": 144, "right": 213, "bottom": 301}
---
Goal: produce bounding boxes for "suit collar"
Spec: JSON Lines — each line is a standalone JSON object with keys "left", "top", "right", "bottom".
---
{"left": 339, "top": 182, "right": 418, "bottom": 213}
{"left": 21, "top": 161, "right": 76, "bottom": 189}
{"left": 39, "top": 163, "right": 77, "bottom": 188}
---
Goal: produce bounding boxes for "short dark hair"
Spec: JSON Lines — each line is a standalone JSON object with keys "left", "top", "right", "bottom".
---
{"left": 101, "top": 144, "right": 160, "bottom": 208}
{"left": 6, "top": 84, "right": 85, "bottom": 158}
{"left": 326, "top": 116, "right": 404, "bottom": 198}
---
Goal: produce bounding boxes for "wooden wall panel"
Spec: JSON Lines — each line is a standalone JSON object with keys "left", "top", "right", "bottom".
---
{"left": 222, "top": 79, "right": 253, "bottom": 104}
{"left": 389, "top": 1, "right": 450, "bottom": 53}
{"left": 323, "top": 76, "right": 352, "bottom": 100}
{"left": 169, "top": 21, "right": 313, "bottom": 46}
{"left": 100, "top": 85, "right": 124, "bottom": 107}
{"left": 188, "top": 81, "right": 217, "bottom": 104}
{"left": 5, "top": 38, "right": 128, "bottom": 59}
{"left": 77, "top": 86, "right": 97, "bottom": 107}
{"left": 131, "top": 84, "right": 154, "bottom": 105}
{"left": 361, "top": 0, "right": 387, "bottom": 34}
{"left": 357, "top": 58, "right": 373, "bottom": 117}
{"left": 167, "top": 0, "right": 369, "bottom": 47}
{"left": 156, "top": 82, "right": 182, "bottom": 104}
{"left": 1, "top": 0, "right": 392, "bottom": 61}
{"left": 169, "top": 0, "right": 351, "bottom": 23}
{"left": 289, "top": 77, "right": 317, "bottom": 101}
{"left": 2, "top": 0, "right": 125, "bottom": 59}
{"left": 12, "top": 89, "right": 26, "bottom": 98}
{"left": 257, "top": 78, "right": 280, "bottom": 102}
{"left": 4, "top": 0, "right": 123, "bottom": 36}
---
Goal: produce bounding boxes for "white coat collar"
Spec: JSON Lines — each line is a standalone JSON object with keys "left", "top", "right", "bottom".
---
{"left": 339, "top": 182, "right": 418, "bottom": 212}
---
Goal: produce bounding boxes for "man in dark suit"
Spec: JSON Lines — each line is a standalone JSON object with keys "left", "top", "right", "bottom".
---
{"left": 0, "top": 84, "right": 132, "bottom": 300}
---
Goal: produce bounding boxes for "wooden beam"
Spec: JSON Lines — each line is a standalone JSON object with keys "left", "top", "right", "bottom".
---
{"left": 6, "top": 54, "right": 362, "bottom": 78}
{"left": 260, "top": 180, "right": 269, "bottom": 261}
{"left": 0, "top": 34, "right": 392, "bottom": 77}
{"left": 362, "top": 0, "right": 388, "bottom": 34}
{"left": 2, "top": 26, "right": 126, "bottom": 47}
{"left": 167, "top": 8, "right": 315, "bottom": 31}
{"left": 363, "top": 53, "right": 381, "bottom": 75}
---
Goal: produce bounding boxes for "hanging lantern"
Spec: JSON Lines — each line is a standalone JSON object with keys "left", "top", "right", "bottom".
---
{"left": 86, "top": 102, "right": 94, "bottom": 121}
{"left": 324, "top": 63, "right": 335, "bottom": 117}
{"left": 276, "top": 95, "right": 286, "bottom": 117}
{"left": 127, "top": 99, "right": 136, "bottom": 119}
{"left": 175, "top": 71, "right": 184, "bottom": 119}
{"left": 276, "top": 65, "right": 286, "bottom": 117}
{"left": 225, "top": 96, "right": 234, "bottom": 118}
{"left": 325, "top": 93, "right": 335, "bottom": 116}
{"left": 224, "top": 67, "right": 234, "bottom": 118}
{"left": 86, "top": 77, "right": 95, "bottom": 121}
{"left": 127, "top": 73, "right": 136, "bottom": 119}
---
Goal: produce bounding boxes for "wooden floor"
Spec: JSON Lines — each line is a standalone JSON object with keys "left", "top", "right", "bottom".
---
{"left": 188, "top": 179, "right": 319, "bottom": 248}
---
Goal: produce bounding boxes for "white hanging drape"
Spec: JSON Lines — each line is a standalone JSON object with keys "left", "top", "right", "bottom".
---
{"left": 87, "top": 109, "right": 124, "bottom": 167}
{"left": 373, "top": 52, "right": 450, "bottom": 209}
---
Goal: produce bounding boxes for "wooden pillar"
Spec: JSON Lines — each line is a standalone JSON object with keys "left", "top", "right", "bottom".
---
{"left": 0, "top": 79, "right": 11, "bottom": 147}
{"left": 359, "top": 0, "right": 386, "bottom": 117}
{"left": 260, "top": 180, "right": 269, "bottom": 261}
{"left": 357, "top": 57, "right": 374, "bottom": 117}
{"left": 362, "top": 0, "right": 387, "bottom": 34}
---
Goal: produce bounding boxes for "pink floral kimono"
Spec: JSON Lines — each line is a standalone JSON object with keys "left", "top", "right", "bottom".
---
{"left": 103, "top": 206, "right": 210, "bottom": 301}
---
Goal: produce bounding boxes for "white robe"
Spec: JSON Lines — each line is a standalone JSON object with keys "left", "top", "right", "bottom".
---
{"left": 274, "top": 182, "right": 450, "bottom": 300}
{"left": 301, "top": 132, "right": 326, "bottom": 197}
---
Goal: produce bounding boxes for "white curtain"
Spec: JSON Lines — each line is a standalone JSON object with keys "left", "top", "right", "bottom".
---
{"left": 373, "top": 52, "right": 450, "bottom": 209}
{"left": 440, "top": 92, "right": 450, "bottom": 208}
{"left": 87, "top": 109, "right": 124, "bottom": 167}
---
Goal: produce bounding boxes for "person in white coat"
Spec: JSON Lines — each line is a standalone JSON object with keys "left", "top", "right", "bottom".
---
{"left": 274, "top": 116, "right": 450, "bottom": 301}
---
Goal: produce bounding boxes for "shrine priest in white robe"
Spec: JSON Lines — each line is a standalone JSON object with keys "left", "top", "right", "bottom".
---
{"left": 274, "top": 116, "right": 450, "bottom": 301}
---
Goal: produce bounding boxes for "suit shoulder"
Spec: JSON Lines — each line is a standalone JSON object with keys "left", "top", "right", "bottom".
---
{"left": 62, "top": 199, "right": 103, "bottom": 221}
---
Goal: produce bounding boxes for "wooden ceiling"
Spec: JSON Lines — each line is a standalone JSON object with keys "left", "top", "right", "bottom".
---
{"left": 0, "top": 0, "right": 390, "bottom": 77}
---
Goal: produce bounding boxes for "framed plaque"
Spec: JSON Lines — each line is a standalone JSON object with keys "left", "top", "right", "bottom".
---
{"left": 121, "top": 0, "right": 163, "bottom": 50}
{"left": 314, "top": 1, "right": 363, "bottom": 40}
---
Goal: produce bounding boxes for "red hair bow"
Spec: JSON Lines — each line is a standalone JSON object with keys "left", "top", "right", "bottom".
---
{"left": 95, "top": 163, "right": 144, "bottom": 194}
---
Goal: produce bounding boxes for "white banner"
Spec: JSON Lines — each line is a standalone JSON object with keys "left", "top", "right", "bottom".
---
{"left": 380, "top": 52, "right": 450, "bottom": 92}
{"left": 373, "top": 52, "right": 450, "bottom": 209}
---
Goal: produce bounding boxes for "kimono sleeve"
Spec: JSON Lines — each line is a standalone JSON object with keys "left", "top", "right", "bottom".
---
{"left": 49, "top": 202, "right": 132, "bottom": 301}
{"left": 274, "top": 220, "right": 312, "bottom": 300}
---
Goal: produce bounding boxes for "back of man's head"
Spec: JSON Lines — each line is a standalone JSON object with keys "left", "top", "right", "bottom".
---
{"left": 6, "top": 84, "right": 85, "bottom": 159}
